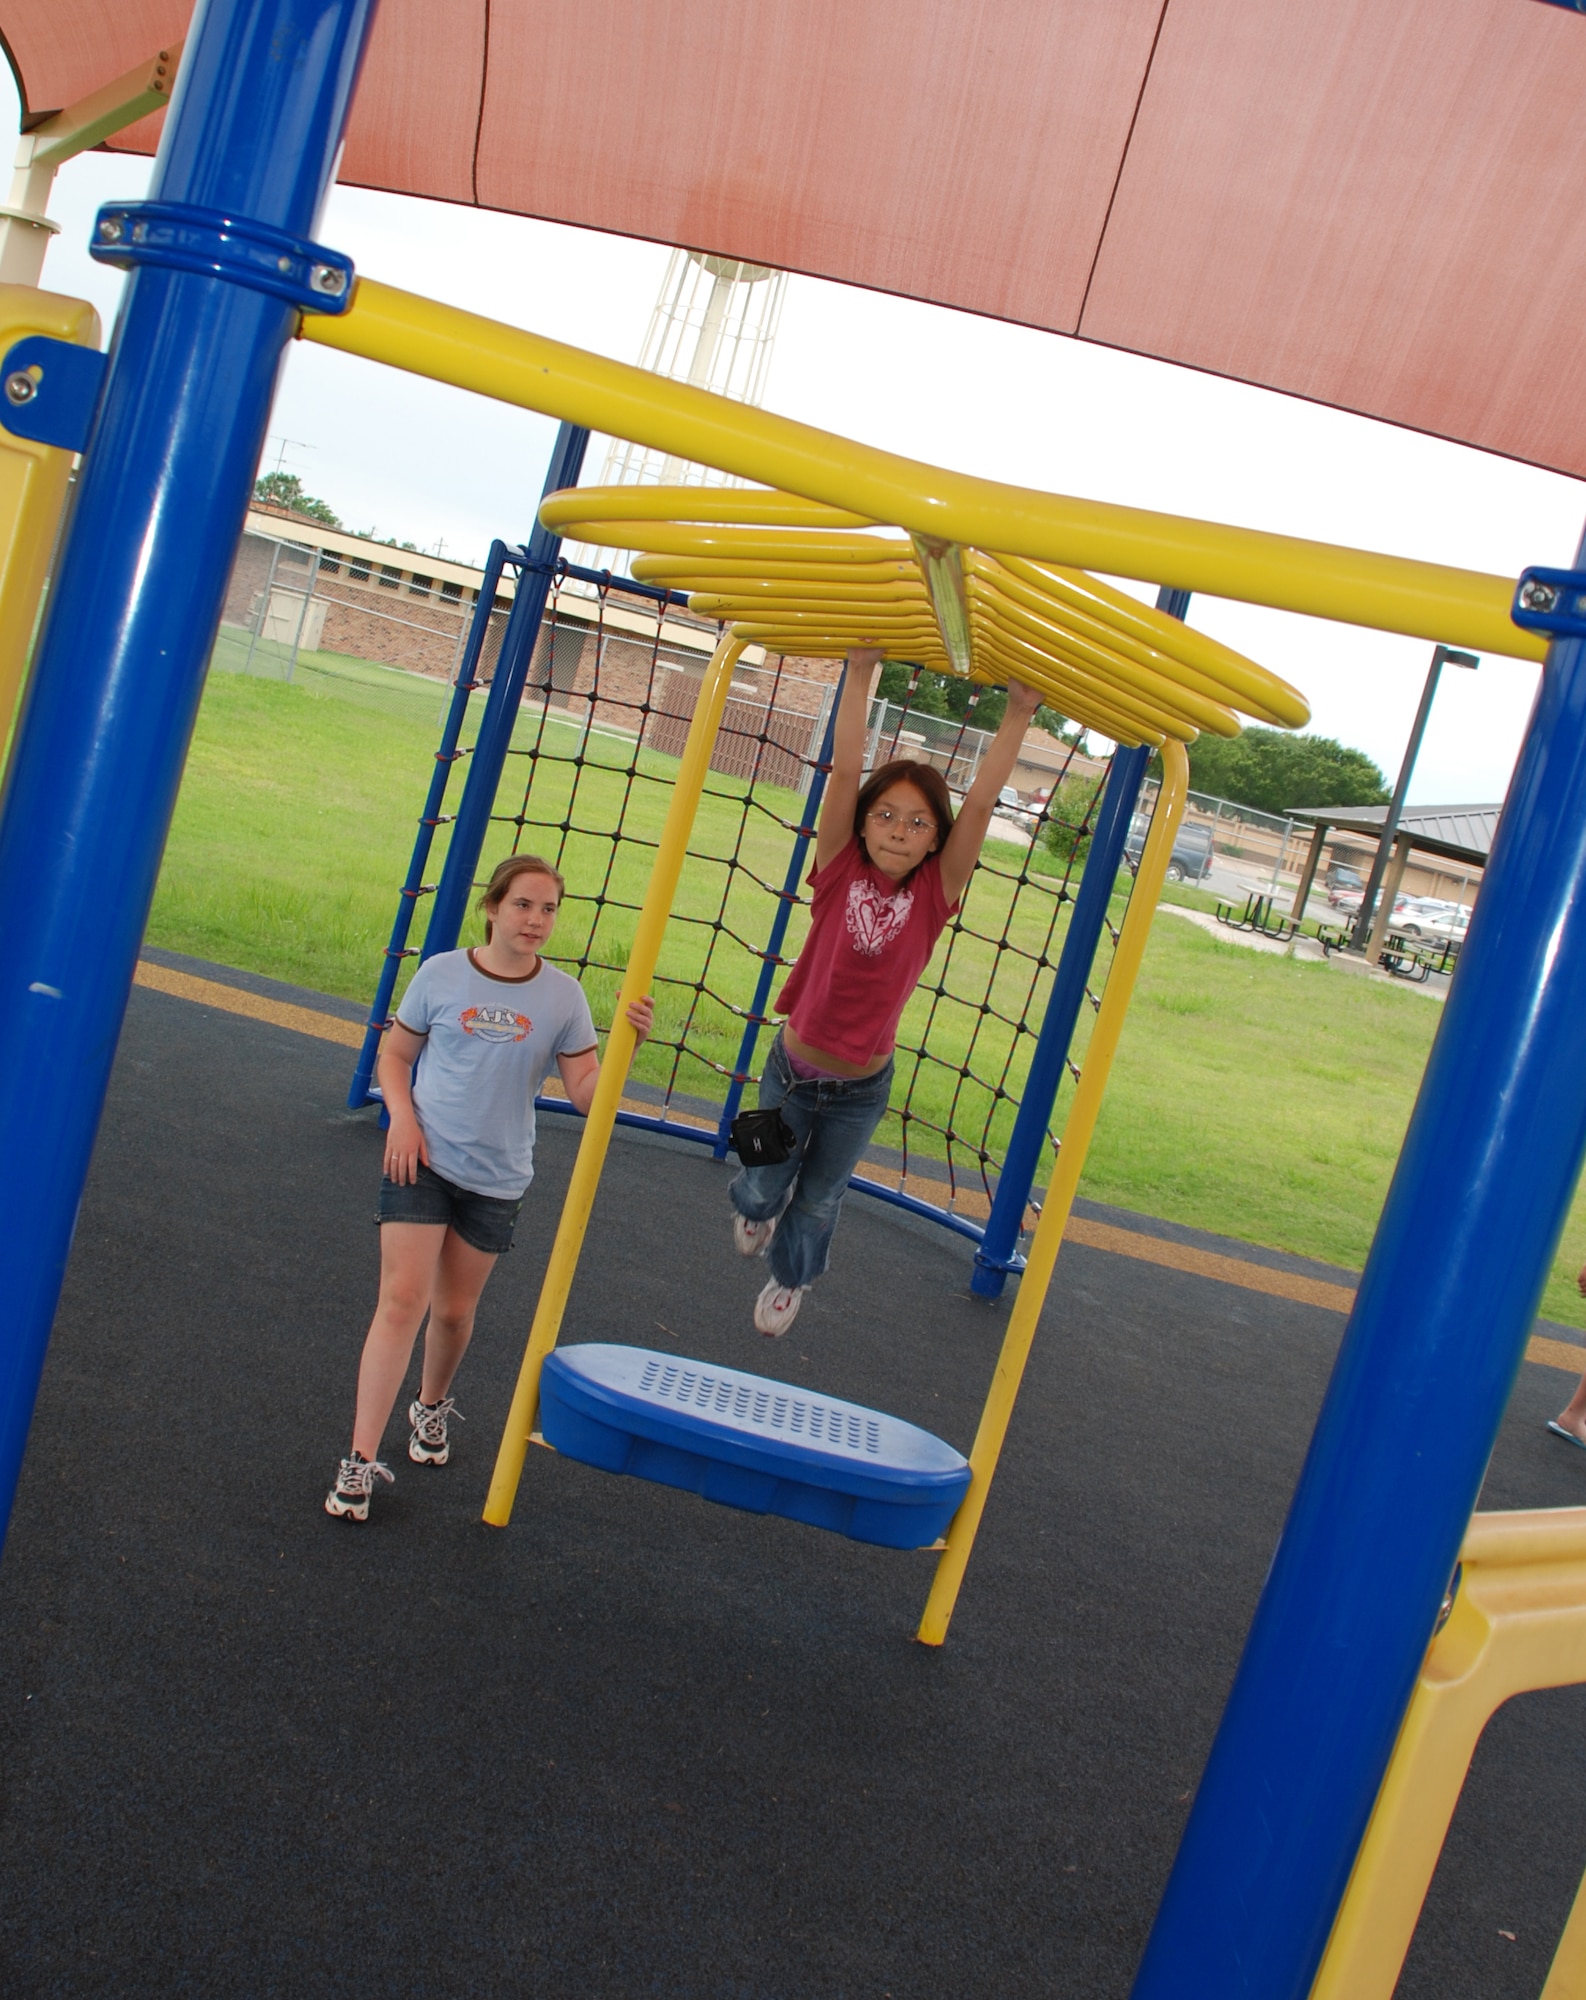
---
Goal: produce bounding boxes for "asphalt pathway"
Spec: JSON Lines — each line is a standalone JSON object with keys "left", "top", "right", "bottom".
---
{"left": 1, "top": 953, "right": 1583, "bottom": 1998}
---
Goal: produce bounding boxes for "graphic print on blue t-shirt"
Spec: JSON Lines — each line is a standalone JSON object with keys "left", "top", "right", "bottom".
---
{"left": 459, "top": 1005, "right": 533, "bottom": 1042}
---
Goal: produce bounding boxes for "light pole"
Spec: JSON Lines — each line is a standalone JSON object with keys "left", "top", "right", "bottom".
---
{"left": 1350, "top": 644, "right": 1479, "bottom": 951}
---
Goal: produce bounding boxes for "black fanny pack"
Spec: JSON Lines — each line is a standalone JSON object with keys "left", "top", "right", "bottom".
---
{"left": 730, "top": 1105, "right": 798, "bottom": 1165}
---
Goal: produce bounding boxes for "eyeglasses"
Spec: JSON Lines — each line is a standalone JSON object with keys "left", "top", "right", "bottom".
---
{"left": 867, "top": 808, "right": 936, "bottom": 835}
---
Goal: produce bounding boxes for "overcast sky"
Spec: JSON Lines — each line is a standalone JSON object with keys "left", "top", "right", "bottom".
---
{"left": 31, "top": 102, "right": 1586, "bottom": 808}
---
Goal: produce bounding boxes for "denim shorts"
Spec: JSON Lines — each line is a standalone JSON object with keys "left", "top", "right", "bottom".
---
{"left": 377, "top": 1161, "right": 524, "bottom": 1255}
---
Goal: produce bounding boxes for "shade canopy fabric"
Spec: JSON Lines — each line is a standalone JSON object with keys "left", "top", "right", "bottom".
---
{"left": 13, "top": 2, "right": 1586, "bottom": 477}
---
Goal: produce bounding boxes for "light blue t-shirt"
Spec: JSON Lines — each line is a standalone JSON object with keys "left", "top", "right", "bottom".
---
{"left": 395, "top": 949, "right": 598, "bottom": 1199}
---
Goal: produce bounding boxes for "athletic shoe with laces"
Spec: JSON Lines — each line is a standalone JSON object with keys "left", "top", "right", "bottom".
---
{"left": 408, "top": 1395, "right": 460, "bottom": 1465}
{"left": 754, "top": 1279, "right": 807, "bottom": 1336}
{"left": 324, "top": 1452, "right": 394, "bottom": 1521}
{"left": 733, "top": 1212, "right": 778, "bottom": 1258}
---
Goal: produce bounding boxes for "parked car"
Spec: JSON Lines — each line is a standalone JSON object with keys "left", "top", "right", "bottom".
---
{"left": 1124, "top": 813, "right": 1216, "bottom": 884}
{"left": 1325, "top": 862, "right": 1366, "bottom": 906}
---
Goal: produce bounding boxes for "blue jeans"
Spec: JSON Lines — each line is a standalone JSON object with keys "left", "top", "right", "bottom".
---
{"left": 729, "top": 1032, "right": 895, "bottom": 1290}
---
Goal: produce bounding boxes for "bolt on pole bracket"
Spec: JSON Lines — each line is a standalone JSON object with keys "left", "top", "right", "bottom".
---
{"left": 88, "top": 201, "right": 355, "bottom": 317}
{"left": 0, "top": 337, "right": 108, "bottom": 451}
{"left": 1511, "top": 565, "right": 1586, "bottom": 639}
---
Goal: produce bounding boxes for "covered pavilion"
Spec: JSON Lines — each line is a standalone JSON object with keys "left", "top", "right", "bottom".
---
{"left": 1287, "top": 801, "right": 1500, "bottom": 922}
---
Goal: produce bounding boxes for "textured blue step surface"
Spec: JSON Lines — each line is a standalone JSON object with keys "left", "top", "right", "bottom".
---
{"left": 539, "top": 1344, "right": 972, "bottom": 1550}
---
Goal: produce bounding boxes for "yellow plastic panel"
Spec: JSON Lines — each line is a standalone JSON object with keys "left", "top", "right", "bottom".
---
{"left": 0, "top": 286, "right": 102, "bottom": 758}
{"left": 1312, "top": 1507, "right": 1586, "bottom": 1999}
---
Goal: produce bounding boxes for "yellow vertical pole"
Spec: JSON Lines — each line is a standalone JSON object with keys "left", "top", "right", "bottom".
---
{"left": 916, "top": 736, "right": 1189, "bottom": 1644}
{"left": 483, "top": 631, "right": 746, "bottom": 1526}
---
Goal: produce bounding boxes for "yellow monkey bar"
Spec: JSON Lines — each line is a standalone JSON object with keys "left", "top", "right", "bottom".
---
{"left": 301, "top": 278, "right": 1544, "bottom": 662}
{"left": 541, "top": 486, "right": 1308, "bottom": 747}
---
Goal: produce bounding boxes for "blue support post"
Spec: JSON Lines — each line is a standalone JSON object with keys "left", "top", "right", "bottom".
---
{"left": 969, "top": 743, "right": 1148, "bottom": 1296}
{"left": 711, "top": 673, "right": 845, "bottom": 1157}
{"left": 0, "top": 0, "right": 377, "bottom": 1551}
{"left": 1132, "top": 544, "right": 1586, "bottom": 1995}
{"left": 421, "top": 422, "right": 589, "bottom": 960}
{"left": 347, "top": 540, "right": 518, "bottom": 1108}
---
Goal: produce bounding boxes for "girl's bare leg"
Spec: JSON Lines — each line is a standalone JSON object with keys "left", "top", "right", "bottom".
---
{"left": 350, "top": 1222, "right": 448, "bottom": 1461}
{"left": 418, "top": 1231, "right": 498, "bottom": 1404}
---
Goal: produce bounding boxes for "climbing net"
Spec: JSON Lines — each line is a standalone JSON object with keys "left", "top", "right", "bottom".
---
{"left": 433, "top": 563, "right": 1133, "bottom": 1243}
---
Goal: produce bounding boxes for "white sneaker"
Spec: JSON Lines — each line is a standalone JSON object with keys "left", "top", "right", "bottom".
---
{"left": 324, "top": 1453, "right": 394, "bottom": 1521}
{"left": 408, "top": 1395, "right": 460, "bottom": 1465}
{"left": 733, "top": 1212, "right": 778, "bottom": 1257}
{"left": 754, "top": 1279, "right": 807, "bottom": 1336}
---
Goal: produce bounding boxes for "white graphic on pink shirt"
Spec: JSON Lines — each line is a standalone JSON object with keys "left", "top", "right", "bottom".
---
{"left": 845, "top": 877, "right": 913, "bottom": 957}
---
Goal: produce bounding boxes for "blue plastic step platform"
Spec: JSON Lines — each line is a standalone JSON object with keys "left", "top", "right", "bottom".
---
{"left": 539, "top": 1344, "right": 972, "bottom": 1549}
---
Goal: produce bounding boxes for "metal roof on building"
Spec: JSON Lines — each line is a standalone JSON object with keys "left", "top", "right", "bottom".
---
{"left": 17, "top": 3, "right": 1586, "bottom": 477}
{"left": 1287, "top": 803, "right": 1501, "bottom": 867}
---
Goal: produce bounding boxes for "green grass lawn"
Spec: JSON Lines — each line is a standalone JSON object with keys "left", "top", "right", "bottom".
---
{"left": 149, "top": 659, "right": 1586, "bottom": 1327}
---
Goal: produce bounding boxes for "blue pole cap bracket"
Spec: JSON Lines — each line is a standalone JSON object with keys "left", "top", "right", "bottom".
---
{"left": 1512, "top": 566, "right": 1586, "bottom": 639}
{"left": 89, "top": 201, "right": 355, "bottom": 317}
{"left": 0, "top": 337, "right": 108, "bottom": 452}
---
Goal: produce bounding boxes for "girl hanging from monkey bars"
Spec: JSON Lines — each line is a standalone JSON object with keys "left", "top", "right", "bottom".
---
{"left": 730, "top": 648, "right": 1042, "bottom": 1334}
{"left": 326, "top": 854, "right": 653, "bottom": 1520}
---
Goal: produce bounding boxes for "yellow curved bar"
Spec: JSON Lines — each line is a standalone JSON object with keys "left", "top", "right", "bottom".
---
{"left": 482, "top": 633, "right": 748, "bottom": 1528}
{"left": 632, "top": 555, "right": 920, "bottom": 587}
{"left": 549, "top": 514, "right": 913, "bottom": 566}
{"left": 304, "top": 279, "right": 1542, "bottom": 660}
{"left": 544, "top": 484, "right": 877, "bottom": 530}
{"left": 685, "top": 576, "right": 927, "bottom": 608}
{"left": 973, "top": 604, "right": 1233, "bottom": 739}
{"left": 970, "top": 589, "right": 1237, "bottom": 737}
{"left": 696, "top": 597, "right": 930, "bottom": 626}
{"left": 970, "top": 626, "right": 1193, "bottom": 743}
{"left": 993, "top": 554, "right": 1312, "bottom": 720}
{"left": 916, "top": 738, "right": 1190, "bottom": 1645}
{"left": 972, "top": 557, "right": 1295, "bottom": 728}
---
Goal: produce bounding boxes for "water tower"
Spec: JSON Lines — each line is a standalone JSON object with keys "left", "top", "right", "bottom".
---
{"left": 566, "top": 249, "right": 787, "bottom": 572}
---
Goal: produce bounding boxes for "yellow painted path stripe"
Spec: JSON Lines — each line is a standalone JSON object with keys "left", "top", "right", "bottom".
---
{"left": 135, "top": 959, "right": 365, "bottom": 1047}
{"left": 131, "top": 958, "right": 1586, "bottom": 1374}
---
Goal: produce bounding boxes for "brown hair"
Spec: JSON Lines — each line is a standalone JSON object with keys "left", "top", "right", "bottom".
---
{"left": 478, "top": 854, "right": 565, "bottom": 940}
{"left": 853, "top": 759, "right": 955, "bottom": 870}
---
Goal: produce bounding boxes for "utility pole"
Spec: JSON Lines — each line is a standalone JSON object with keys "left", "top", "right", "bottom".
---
{"left": 1350, "top": 645, "right": 1479, "bottom": 951}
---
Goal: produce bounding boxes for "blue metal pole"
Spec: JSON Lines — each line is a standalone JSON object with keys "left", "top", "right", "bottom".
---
{"left": 969, "top": 743, "right": 1148, "bottom": 1296}
{"left": 711, "top": 672, "right": 846, "bottom": 1157}
{"left": 1133, "top": 554, "right": 1586, "bottom": 1995}
{"left": 347, "top": 539, "right": 516, "bottom": 1107}
{"left": 0, "top": 0, "right": 377, "bottom": 1550}
{"left": 422, "top": 422, "right": 589, "bottom": 959}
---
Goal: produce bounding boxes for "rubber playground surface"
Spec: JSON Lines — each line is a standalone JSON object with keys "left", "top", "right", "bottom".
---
{"left": 2, "top": 950, "right": 1585, "bottom": 1999}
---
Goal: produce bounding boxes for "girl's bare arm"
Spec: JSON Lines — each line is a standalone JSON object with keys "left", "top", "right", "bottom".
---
{"left": 557, "top": 996, "right": 654, "bottom": 1116}
{"left": 815, "top": 648, "right": 885, "bottom": 872}
{"left": 376, "top": 1020, "right": 431, "bottom": 1184}
{"left": 938, "top": 679, "right": 1043, "bottom": 908}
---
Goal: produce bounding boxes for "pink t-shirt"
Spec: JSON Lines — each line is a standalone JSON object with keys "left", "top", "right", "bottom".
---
{"left": 775, "top": 837, "right": 955, "bottom": 1067}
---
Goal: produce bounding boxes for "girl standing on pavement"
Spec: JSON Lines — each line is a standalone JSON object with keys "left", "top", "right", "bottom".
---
{"left": 729, "top": 649, "right": 1041, "bottom": 1335}
{"left": 326, "top": 855, "right": 652, "bottom": 1519}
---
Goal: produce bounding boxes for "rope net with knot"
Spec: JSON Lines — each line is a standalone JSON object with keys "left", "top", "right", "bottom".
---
{"left": 469, "top": 564, "right": 1124, "bottom": 1239}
